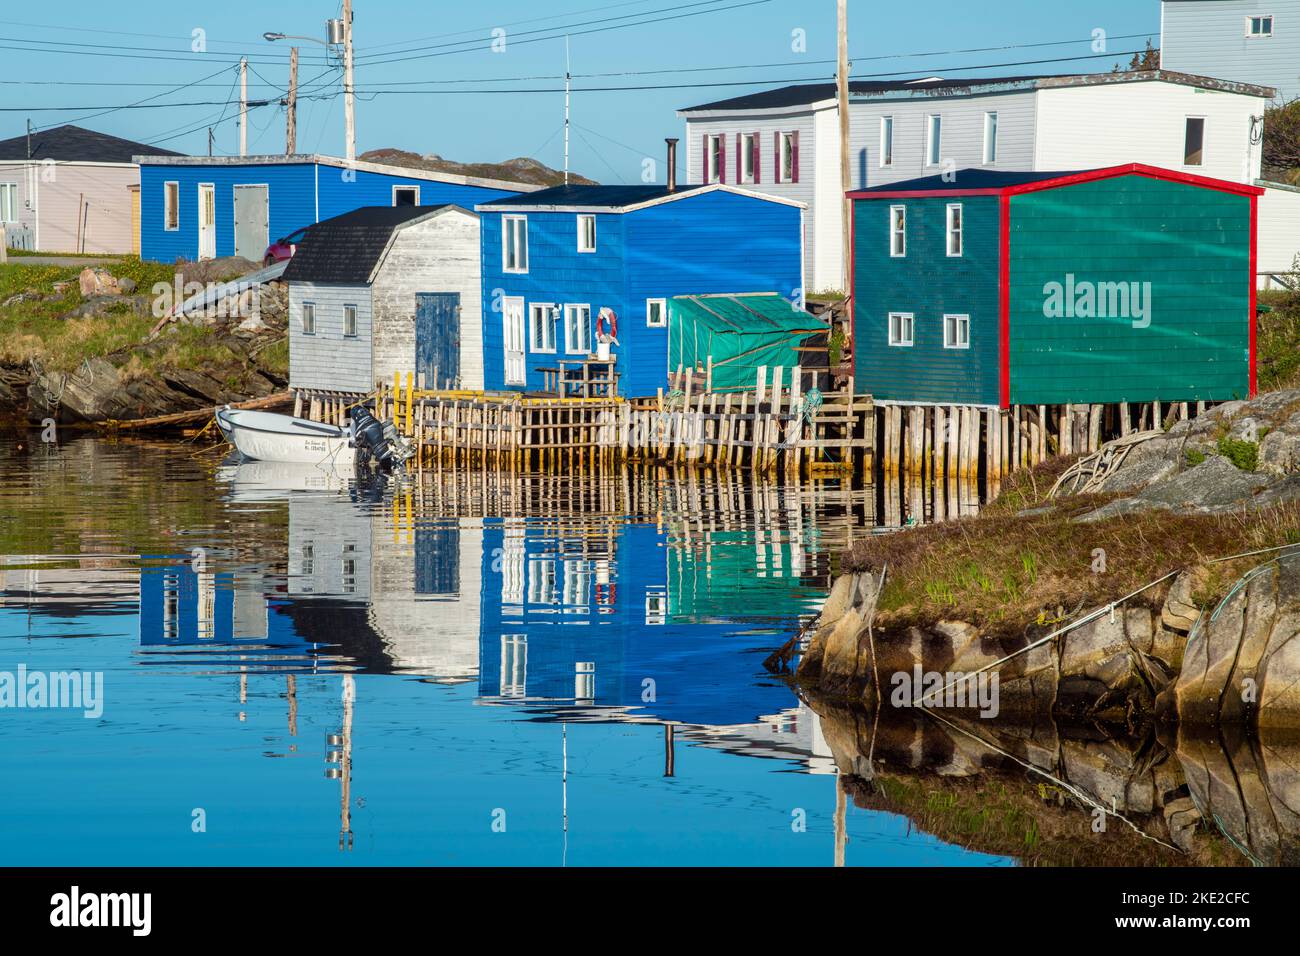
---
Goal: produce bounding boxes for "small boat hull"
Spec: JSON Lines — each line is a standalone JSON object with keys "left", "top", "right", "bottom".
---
{"left": 216, "top": 407, "right": 356, "bottom": 466}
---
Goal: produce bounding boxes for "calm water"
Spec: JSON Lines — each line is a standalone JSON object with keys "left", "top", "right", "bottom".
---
{"left": 0, "top": 437, "right": 1009, "bottom": 867}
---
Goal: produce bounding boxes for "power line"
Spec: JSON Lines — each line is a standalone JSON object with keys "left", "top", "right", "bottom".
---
{"left": 0, "top": 48, "right": 1151, "bottom": 114}
{"left": 31, "top": 64, "right": 238, "bottom": 131}
{"left": 357, "top": 0, "right": 768, "bottom": 67}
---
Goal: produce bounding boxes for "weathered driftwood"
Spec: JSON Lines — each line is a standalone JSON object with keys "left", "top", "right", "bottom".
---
{"left": 98, "top": 390, "right": 292, "bottom": 431}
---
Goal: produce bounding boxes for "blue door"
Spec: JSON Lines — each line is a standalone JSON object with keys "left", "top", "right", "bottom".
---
{"left": 415, "top": 292, "right": 460, "bottom": 390}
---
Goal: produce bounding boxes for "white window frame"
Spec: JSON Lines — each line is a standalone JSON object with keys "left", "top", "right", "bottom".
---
{"left": 983, "top": 112, "right": 998, "bottom": 165}
{"left": 705, "top": 134, "right": 724, "bottom": 184}
{"left": 502, "top": 215, "right": 528, "bottom": 274}
{"left": 926, "top": 114, "right": 942, "bottom": 167}
{"left": 343, "top": 303, "right": 357, "bottom": 338}
{"left": 0, "top": 182, "right": 17, "bottom": 223}
{"left": 164, "top": 180, "right": 180, "bottom": 231}
{"left": 1183, "top": 116, "right": 1206, "bottom": 167}
{"left": 301, "top": 301, "right": 316, "bottom": 335}
{"left": 889, "top": 205, "right": 906, "bottom": 258}
{"left": 1247, "top": 14, "right": 1274, "bottom": 37}
{"left": 879, "top": 116, "right": 894, "bottom": 167}
{"left": 943, "top": 313, "right": 971, "bottom": 350}
{"left": 564, "top": 303, "right": 592, "bottom": 355}
{"left": 392, "top": 184, "right": 420, "bottom": 206}
{"left": 946, "top": 203, "right": 963, "bottom": 258}
{"left": 576, "top": 214, "right": 596, "bottom": 253}
{"left": 778, "top": 131, "right": 797, "bottom": 183}
{"left": 740, "top": 132, "right": 756, "bottom": 184}
{"left": 529, "top": 302, "right": 556, "bottom": 353}
{"left": 888, "top": 312, "right": 914, "bottom": 347}
{"left": 646, "top": 298, "right": 667, "bottom": 328}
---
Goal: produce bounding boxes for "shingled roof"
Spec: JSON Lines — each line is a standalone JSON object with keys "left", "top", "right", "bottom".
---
{"left": 282, "top": 205, "right": 469, "bottom": 284}
{"left": 0, "top": 124, "right": 182, "bottom": 163}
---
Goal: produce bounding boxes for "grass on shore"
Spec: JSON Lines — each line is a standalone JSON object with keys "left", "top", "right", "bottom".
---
{"left": 1257, "top": 281, "right": 1300, "bottom": 392}
{"left": 847, "top": 458, "right": 1300, "bottom": 635}
{"left": 0, "top": 258, "right": 273, "bottom": 376}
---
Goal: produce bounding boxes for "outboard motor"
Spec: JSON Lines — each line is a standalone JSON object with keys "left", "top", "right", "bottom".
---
{"left": 351, "top": 405, "right": 404, "bottom": 472}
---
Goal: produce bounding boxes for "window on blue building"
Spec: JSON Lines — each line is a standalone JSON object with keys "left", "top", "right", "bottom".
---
{"left": 530, "top": 302, "right": 556, "bottom": 352}
{"left": 577, "top": 214, "right": 596, "bottom": 252}
{"left": 164, "top": 181, "right": 180, "bottom": 231}
{"left": 564, "top": 304, "right": 592, "bottom": 354}
{"left": 503, "top": 215, "right": 528, "bottom": 273}
{"left": 646, "top": 299, "right": 667, "bottom": 328}
{"left": 946, "top": 204, "right": 963, "bottom": 257}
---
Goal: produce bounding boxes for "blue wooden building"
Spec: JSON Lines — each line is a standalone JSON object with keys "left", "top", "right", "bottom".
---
{"left": 134, "top": 153, "right": 531, "bottom": 264}
{"left": 475, "top": 183, "right": 804, "bottom": 397}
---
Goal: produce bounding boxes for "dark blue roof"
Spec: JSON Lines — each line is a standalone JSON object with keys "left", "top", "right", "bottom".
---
{"left": 853, "top": 168, "right": 1087, "bottom": 194}
{"left": 481, "top": 183, "right": 709, "bottom": 209}
{"left": 681, "top": 75, "right": 1059, "bottom": 112}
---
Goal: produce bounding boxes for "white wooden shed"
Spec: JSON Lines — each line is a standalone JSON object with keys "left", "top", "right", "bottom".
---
{"left": 285, "top": 204, "right": 483, "bottom": 394}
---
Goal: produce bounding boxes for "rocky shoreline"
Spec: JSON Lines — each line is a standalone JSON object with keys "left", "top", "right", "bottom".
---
{"left": 0, "top": 259, "right": 289, "bottom": 426}
{"left": 794, "top": 389, "right": 1300, "bottom": 731}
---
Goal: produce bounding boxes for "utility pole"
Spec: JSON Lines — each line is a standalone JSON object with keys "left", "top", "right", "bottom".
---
{"left": 343, "top": 0, "right": 356, "bottom": 162}
{"left": 208, "top": 127, "right": 214, "bottom": 157}
{"left": 563, "top": 35, "right": 571, "bottom": 186}
{"left": 837, "top": 0, "right": 851, "bottom": 292}
{"left": 286, "top": 46, "right": 299, "bottom": 155}
{"left": 239, "top": 57, "right": 248, "bottom": 157}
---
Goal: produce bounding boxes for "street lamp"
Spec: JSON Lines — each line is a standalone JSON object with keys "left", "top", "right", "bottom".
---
{"left": 263, "top": 10, "right": 355, "bottom": 162}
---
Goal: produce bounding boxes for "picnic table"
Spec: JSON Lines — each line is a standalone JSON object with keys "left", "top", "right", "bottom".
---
{"left": 536, "top": 356, "right": 619, "bottom": 398}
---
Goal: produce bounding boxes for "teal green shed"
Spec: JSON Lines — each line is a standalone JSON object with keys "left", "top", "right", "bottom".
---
{"left": 668, "top": 293, "right": 826, "bottom": 392}
{"left": 848, "top": 164, "right": 1262, "bottom": 408}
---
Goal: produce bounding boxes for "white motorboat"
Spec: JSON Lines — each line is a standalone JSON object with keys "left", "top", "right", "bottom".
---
{"left": 215, "top": 407, "right": 357, "bottom": 466}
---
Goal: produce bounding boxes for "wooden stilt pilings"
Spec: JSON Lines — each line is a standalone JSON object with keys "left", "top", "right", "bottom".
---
{"left": 289, "top": 380, "right": 1212, "bottom": 492}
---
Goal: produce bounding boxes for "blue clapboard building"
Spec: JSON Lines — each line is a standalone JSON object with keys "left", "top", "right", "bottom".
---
{"left": 134, "top": 153, "right": 531, "bottom": 264}
{"left": 476, "top": 183, "right": 804, "bottom": 397}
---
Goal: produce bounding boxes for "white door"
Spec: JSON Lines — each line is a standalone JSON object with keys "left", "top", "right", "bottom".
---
{"left": 197, "top": 184, "right": 216, "bottom": 260}
{"left": 502, "top": 296, "right": 526, "bottom": 386}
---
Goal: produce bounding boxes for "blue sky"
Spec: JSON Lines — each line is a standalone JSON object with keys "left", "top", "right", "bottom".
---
{"left": 3, "top": 0, "right": 1160, "bottom": 182}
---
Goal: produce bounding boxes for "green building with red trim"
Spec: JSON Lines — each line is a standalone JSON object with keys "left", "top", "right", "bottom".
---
{"left": 848, "top": 163, "right": 1262, "bottom": 408}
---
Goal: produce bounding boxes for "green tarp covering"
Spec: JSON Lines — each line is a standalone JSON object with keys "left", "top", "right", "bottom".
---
{"left": 668, "top": 294, "right": 827, "bottom": 392}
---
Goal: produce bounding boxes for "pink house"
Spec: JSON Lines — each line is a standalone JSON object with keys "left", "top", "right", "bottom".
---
{"left": 0, "top": 125, "right": 182, "bottom": 255}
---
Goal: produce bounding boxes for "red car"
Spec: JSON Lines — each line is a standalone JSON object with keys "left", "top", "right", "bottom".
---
{"left": 263, "top": 226, "right": 311, "bottom": 266}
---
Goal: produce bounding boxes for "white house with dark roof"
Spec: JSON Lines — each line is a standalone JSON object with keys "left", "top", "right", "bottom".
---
{"left": 1161, "top": 0, "right": 1300, "bottom": 102}
{"left": 678, "top": 70, "right": 1275, "bottom": 292}
{"left": 284, "top": 204, "right": 483, "bottom": 395}
{"left": 0, "top": 124, "right": 181, "bottom": 254}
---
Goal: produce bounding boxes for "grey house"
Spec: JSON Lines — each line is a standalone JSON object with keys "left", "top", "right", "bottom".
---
{"left": 1162, "top": 0, "right": 1300, "bottom": 102}
{"left": 284, "top": 205, "right": 483, "bottom": 396}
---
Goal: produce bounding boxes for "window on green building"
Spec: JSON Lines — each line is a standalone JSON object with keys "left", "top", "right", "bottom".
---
{"left": 888, "top": 312, "right": 914, "bottom": 347}
{"left": 943, "top": 313, "right": 970, "bottom": 349}
{"left": 890, "top": 205, "right": 906, "bottom": 257}
{"left": 946, "top": 203, "right": 963, "bottom": 257}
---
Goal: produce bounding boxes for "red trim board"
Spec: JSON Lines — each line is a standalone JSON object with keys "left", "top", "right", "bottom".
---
{"left": 998, "top": 193, "right": 1011, "bottom": 409}
{"left": 1250, "top": 192, "right": 1258, "bottom": 398}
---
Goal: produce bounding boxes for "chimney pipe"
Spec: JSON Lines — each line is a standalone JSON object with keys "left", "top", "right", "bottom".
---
{"left": 665, "top": 138, "right": 678, "bottom": 193}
